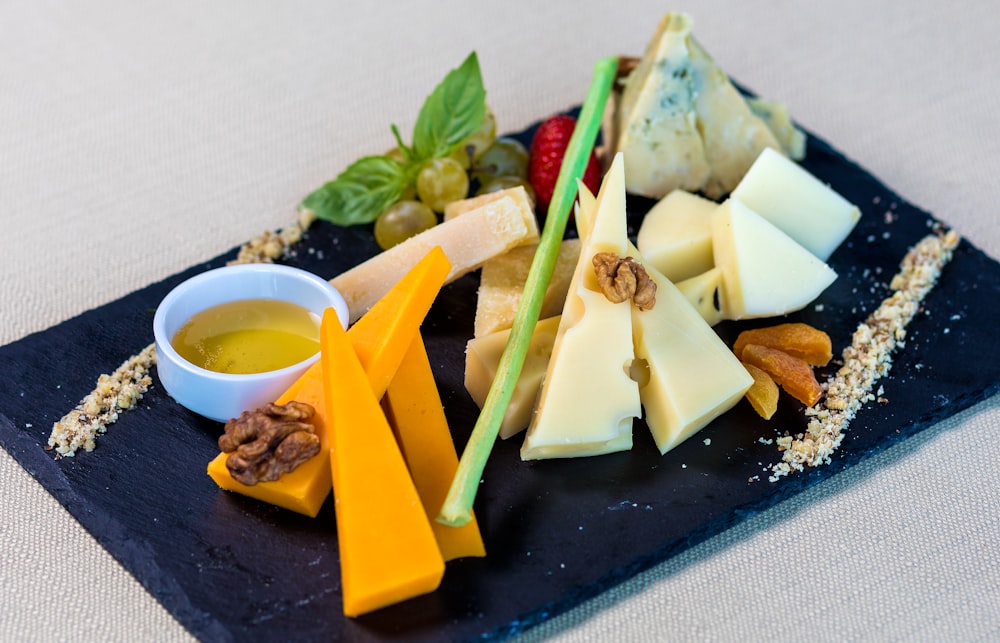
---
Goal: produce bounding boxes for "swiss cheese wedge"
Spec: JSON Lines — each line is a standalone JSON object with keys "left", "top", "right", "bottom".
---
{"left": 520, "top": 153, "right": 641, "bottom": 460}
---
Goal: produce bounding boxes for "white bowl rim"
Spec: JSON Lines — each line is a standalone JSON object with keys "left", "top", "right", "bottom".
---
{"left": 152, "top": 263, "right": 348, "bottom": 384}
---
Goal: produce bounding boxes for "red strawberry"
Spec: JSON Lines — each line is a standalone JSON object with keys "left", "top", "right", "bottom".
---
{"left": 527, "top": 114, "right": 602, "bottom": 215}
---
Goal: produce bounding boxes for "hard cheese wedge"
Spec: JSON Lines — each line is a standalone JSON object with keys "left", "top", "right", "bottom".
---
{"left": 636, "top": 189, "right": 716, "bottom": 283}
{"left": 675, "top": 267, "right": 724, "bottom": 326}
{"left": 730, "top": 146, "right": 861, "bottom": 260}
{"left": 520, "top": 153, "right": 641, "bottom": 460}
{"left": 464, "top": 315, "right": 561, "bottom": 439}
{"left": 383, "top": 333, "right": 486, "bottom": 561}
{"left": 206, "top": 247, "right": 451, "bottom": 517}
{"left": 473, "top": 239, "right": 580, "bottom": 338}
{"left": 321, "top": 310, "right": 444, "bottom": 617}
{"left": 332, "top": 188, "right": 538, "bottom": 323}
{"left": 628, "top": 244, "right": 752, "bottom": 454}
{"left": 711, "top": 198, "right": 837, "bottom": 320}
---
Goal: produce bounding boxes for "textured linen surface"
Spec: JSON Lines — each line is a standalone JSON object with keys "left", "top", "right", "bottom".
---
{"left": 2, "top": 1, "right": 998, "bottom": 641}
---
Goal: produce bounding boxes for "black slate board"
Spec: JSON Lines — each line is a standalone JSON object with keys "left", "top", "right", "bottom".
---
{"left": 2, "top": 114, "right": 999, "bottom": 643}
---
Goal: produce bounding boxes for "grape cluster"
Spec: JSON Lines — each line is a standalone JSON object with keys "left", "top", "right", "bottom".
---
{"left": 373, "top": 107, "right": 537, "bottom": 250}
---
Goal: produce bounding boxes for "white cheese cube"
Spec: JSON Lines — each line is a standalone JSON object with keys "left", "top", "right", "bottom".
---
{"left": 636, "top": 189, "right": 716, "bottom": 283}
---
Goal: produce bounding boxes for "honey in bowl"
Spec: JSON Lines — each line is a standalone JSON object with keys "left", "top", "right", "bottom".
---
{"left": 171, "top": 298, "right": 321, "bottom": 374}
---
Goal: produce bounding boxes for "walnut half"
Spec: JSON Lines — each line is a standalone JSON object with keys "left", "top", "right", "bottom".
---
{"left": 592, "top": 252, "right": 657, "bottom": 311}
{"left": 219, "top": 401, "right": 320, "bottom": 486}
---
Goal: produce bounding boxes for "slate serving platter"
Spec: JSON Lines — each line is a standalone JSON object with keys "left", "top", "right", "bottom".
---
{"left": 2, "top": 113, "right": 999, "bottom": 643}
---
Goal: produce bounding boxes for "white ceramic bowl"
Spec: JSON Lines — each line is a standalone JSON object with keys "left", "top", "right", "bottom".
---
{"left": 152, "top": 264, "right": 349, "bottom": 423}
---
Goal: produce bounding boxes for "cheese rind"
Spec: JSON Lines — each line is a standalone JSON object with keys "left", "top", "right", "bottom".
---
{"left": 636, "top": 189, "right": 716, "bottom": 282}
{"left": 711, "top": 198, "right": 837, "bottom": 319}
{"left": 520, "top": 154, "right": 640, "bottom": 460}
{"left": 332, "top": 189, "right": 538, "bottom": 323}
{"left": 628, "top": 245, "right": 752, "bottom": 454}
{"left": 464, "top": 315, "right": 560, "bottom": 439}
{"left": 730, "top": 147, "right": 861, "bottom": 260}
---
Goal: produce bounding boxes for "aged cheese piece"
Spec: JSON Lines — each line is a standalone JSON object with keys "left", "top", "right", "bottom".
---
{"left": 442, "top": 185, "right": 532, "bottom": 221}
{"left": 675, "top": 267, "right": 724, "bottom": 326}
{"left": 520, "top": 154, "right": 641, "bottom": 460}
{"left": 711, "top": 198, "right": 837, "bottom": 319}
{"left": 473, "top": 239, "right": 580, "bottom": 338}
{"left": 730, "top": 147, "right": 861, "bottom": 260}
{"left": 321, "top": 311, "right": 444, "bottom": 617}
{"left": 383, "top": 333, "right": 486, "bottom": 561}
{"left": 206, "top": 248, "right": 450, "bottom": 517}
{"left": 628, "top": 245, "right": 752, "bottom": 454}
{"left": 332, "top": 189, "right": 538, "bottom": 323}
{"left": 745, "top": 97, "right": 806, "bottom": 160}
{"left": 636, "top": 189, "right": 716, "bottom": 282}
{"left": 613, "top": 12, "right": 710, "bottom": 198}
{"left": 686, "top": 38, "right": 783, "bottom": 199}
{"left": 464, "top": 315, "right": 561, "bottom": 439}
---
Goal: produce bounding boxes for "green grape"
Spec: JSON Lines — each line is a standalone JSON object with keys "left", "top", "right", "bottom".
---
{"left": 476, "top": 175, "right": 536, "bottom": 205}
{"left": 373, "top": 200, "right": 437, "bottom": 250}
{"left": 416, "top": 157, "right": 470, "bottom": 212}
{"left": 448, "top": 104, "right": 497, "bottom": 169}
{"left": 472, "top": 137, "right": 529, "bottom": 183}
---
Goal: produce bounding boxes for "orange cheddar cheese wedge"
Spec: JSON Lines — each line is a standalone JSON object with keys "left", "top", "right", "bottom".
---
{"left": 206, "top": 247, "right": 452, "bottom": 517}
{"left": 321, "top": 309, "right": 445, "bottom": 617}
{"left": 382, "top": 333, "right": 486, "bottom": 561}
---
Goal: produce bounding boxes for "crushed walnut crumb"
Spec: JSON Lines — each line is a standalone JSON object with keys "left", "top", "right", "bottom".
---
{"left": 46, "top": 212, "right": 316, "bottom": 457}
{"left": 228, "top": 208, "right": 316, "bottom": 265}
{"left": 769, "top": 228, "right": 960, "bottom": 482}
{"left": 46, "top": 344, "right": 157, "bottom": 456}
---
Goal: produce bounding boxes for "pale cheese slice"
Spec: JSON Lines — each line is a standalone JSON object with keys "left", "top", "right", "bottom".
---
{"left": 473, "top": 239, "right": 580, "bottom": 338}
{"left": 730, "top": 147, "right": 861, "bottom": 260}
{"left": 711, "top": 198, "right": 837, "bottom": 319}
{"left": 675, "top": 267, "right": 724, "bottom": 326}
{"left": 613, "top": 13, "right": 710, "bottom": 198}
{"left": 636, "top": 189, "right": 716, "bottom": 282}
{"left": 520, "top": 154, "right": 640, "bottom": 460}
{"left": 628, "top": 244, "right": 752, "bottom": 454}
{"left": 464, "top": 315, "right": 560, "bottom": 439}
{"left": 686, "top": 38, "right": 783, "bottom": 199}
{"left": 332, "top": 189, "right": 538, "bottom": 323}
{"left": 745, "top": 97, "right": 806, "bottom": 161}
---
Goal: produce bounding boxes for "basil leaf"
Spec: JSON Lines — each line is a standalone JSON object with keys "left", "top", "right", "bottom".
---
{"left": 411, "top": 52, "right": 486, "bottom": 162}
{"left": 302, "top": 155, "right": 411, "bottom": 226}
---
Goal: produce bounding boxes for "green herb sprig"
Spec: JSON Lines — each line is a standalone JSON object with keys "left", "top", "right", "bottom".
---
{"left": 302, "top": 52, "right": 486, "bottom": 225}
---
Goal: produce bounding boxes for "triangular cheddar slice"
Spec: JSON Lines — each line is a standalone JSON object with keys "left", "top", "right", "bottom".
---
{"left": 321, "top": 310, "right": 444, "bottom": 617}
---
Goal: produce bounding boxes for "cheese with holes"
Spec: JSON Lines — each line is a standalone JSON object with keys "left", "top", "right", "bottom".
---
{"left": 675, "top": 267, "right": 724, "bottom": 326}
{"left": 628, "top": 245, "right": 752, "bottom": 453}
{"left": 520, "top": 154, "right": 640, "bottom": 460}
{"left": 332, "top": 188, "right": 538, "bottom": 323}
{"left": 711, "top": 198, "right": 837, "bottom": 319}
{"left": 464, "top": 315, "right": 560, "bottom": 439}
{"left": 636, "top": 189, "right": 715, "bottom": 282}
{"left": 730, "top": 147, "right": 861, "bottom": 260}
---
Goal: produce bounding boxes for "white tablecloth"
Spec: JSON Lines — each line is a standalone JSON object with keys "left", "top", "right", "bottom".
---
{"left": 2, "top": 1, "right": 998, "bottom": 640}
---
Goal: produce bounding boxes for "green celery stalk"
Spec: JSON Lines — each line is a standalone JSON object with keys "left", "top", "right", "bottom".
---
{"left": 437, "top": 56, "right": 619, "bottom": 527}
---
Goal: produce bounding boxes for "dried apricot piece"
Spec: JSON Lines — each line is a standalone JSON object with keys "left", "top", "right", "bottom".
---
{"left": 742, "top": 362, "right": 779, "bottom": 420}
{"left": 733, "top": 322, "right": 832, "bottom": 366}
{"left": 741, "top": 343, "right": 822, "bottom": 407}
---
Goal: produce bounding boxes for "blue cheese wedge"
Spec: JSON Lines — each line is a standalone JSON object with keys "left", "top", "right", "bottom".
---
{"left": 520, "top": 154, "right": 641, "bottom": 460}
{"left": 613, "top": 13, "right": 710, "bottom": 198}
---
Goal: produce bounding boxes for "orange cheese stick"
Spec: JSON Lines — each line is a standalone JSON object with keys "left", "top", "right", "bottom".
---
{"left": 206, "top": 247, "right": 452, "bottom": 516}
{"left": 382, "top": 332, "right": 486, "bottom": 561}
{"left": 321, "top": 309, "right": 445, "bottom": 617}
